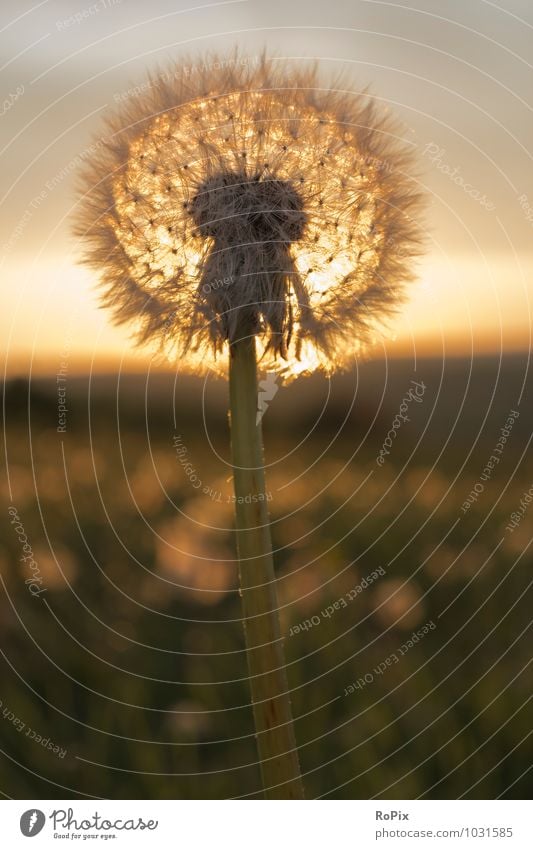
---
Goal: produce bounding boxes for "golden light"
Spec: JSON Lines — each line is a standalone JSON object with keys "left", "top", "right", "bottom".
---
{"left": 77, "top": 57, "right": 423, "bottom": 379}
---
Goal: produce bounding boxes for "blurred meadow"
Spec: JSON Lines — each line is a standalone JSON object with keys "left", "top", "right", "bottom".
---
{"left": 1, "top": 352, "right": 532, "bottom": 799}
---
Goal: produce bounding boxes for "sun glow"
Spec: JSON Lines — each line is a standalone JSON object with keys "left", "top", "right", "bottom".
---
{"left": 77, "top": 58, "right": 422, "bottom": 379}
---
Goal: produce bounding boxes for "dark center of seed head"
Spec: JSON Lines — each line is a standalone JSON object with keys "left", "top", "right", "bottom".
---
{"left": 190, "top": 172, "right": 307, "bottom": 243}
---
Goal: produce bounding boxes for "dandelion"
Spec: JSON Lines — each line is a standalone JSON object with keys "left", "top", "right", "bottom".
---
{"left": 75, "top": 52, "right": 424, "bottom": 799}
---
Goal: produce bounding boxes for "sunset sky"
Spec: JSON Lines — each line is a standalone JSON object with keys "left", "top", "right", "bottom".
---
{"left": 1, "top": 0, "right": 532, "bottom": 375}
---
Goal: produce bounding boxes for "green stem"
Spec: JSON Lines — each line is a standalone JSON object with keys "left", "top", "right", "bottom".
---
{"left": 229, "top": 335, "right": 305, "bottom": 800}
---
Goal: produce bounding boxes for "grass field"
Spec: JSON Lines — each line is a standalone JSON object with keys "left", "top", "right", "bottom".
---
{"left": 1, "top": 353, "right": 532, "bottom": 798}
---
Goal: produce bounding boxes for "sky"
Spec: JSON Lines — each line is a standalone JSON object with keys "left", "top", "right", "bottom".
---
{"left": 1, "top": 0, "right": 532, "bottom": 375}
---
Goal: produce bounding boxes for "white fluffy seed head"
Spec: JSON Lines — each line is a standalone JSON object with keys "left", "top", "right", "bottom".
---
{"left": 75, "top": 52, "right": 425, "bottom": 378}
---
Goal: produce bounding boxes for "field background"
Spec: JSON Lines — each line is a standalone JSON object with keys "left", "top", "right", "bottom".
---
{"left": 1, "top": 352, "right": 532, "bottom": 799}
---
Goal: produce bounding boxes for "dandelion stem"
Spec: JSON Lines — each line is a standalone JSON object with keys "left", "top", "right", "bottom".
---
{"left": 229, "top": 335, "right": 305, "bottom": 800}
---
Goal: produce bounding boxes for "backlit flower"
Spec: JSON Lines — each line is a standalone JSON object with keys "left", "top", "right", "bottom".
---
{"left": 76, "top": 54, "right": 424, "bottom": 378}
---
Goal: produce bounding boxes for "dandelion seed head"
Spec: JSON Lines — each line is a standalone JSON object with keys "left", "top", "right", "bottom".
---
{"left": 75, "top": 53, "right": 424, "bottom": 378}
